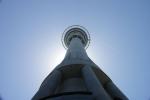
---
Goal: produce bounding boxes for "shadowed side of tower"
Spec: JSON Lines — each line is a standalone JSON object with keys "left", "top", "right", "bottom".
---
{"left": 32, "top": 25, "right": 128, "bottom": 100}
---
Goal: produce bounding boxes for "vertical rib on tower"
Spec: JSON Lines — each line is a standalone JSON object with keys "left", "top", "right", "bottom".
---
{"left": 32, "top": 25, "right": 128, "bottom": 100}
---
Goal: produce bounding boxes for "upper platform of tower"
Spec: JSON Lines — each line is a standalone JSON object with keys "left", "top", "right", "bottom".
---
{"left": 62, "top": 25, "right": 90, "bottom": 49}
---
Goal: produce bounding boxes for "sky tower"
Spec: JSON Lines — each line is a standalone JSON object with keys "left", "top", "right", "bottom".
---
{"left": 32, "top": 25, "right": 128, "bottom": 100}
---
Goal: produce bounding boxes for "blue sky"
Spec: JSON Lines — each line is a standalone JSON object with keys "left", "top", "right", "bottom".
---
{"left": 0, "top": 0, "right": 150, "bottom": 100}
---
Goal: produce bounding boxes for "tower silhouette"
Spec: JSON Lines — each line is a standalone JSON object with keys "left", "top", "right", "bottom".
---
{"left": 32, "top": 25, "right": 128, "bottom": 100}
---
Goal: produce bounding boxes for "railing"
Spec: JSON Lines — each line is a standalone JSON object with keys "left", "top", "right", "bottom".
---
{"left": 39, "top": 91, "right": 92, "bottom": 100}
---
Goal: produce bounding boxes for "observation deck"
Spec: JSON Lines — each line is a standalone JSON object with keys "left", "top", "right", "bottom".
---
{"left": 62, "top": 25, "right": 90, "bottom": 49}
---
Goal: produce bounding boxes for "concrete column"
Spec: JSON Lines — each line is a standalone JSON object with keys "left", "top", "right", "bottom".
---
{"left": 32, "top": 70, "right": 62, "bottom": 100}
{"left": 82, "top": 65, "right": 111, "bottom": 100}
{"left": 66, "top": 38, "right": 89, "bottom": 60}
{"left": 105, "top": 81, "right": 128, "bottom": 100}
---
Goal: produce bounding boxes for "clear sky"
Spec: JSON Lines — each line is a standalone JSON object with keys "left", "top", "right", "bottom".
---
{"left": 0, "top": 0, "right": 150, "bottom": 100}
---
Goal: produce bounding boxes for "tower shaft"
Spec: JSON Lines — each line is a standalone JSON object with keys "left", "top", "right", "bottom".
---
{"left": 64, "top": 37, "right": 89, "bottom": 62}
